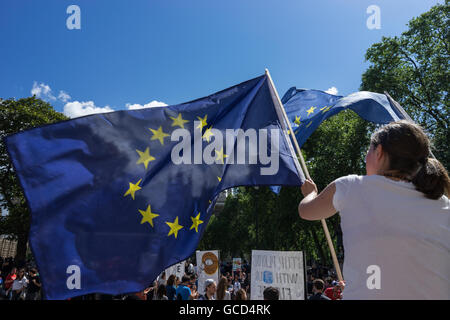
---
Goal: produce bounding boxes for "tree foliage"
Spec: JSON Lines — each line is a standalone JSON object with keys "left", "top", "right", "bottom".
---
{"left": 361, "top": 0, "right": 449, "bottom": 168}
{"left": 0, "top": 97, "right": 67, "bottom": 261}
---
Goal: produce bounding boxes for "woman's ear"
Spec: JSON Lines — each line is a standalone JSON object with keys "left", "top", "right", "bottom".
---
{"left": 376, "top": 144, "right": 390, "bottom": 170}
{"left": 375, "top": 144, "right": 384, "bottom": 161}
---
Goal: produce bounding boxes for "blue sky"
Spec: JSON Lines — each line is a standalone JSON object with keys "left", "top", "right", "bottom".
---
{"left": 0, "top": 0, "right": 442, "bottom": 117}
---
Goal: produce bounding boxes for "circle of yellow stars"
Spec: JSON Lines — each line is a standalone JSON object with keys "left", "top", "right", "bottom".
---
{"left": 123, "top": 112, "right": 222, "bottom": 239}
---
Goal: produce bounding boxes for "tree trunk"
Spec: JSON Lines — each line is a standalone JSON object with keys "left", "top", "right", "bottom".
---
{"left": 15, "top": 233, "right": 28, "bottom": 265}
{"left": 310, "top": 226, "right": 328, "bottom": 265}
{"left": 331, "top": 217, "right": 344, "bottom": 262}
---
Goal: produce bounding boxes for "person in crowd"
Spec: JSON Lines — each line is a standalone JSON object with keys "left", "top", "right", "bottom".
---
{"left": 198, "top": 279, "right": 216, "bottom": 300}
{"left": 189, "top": 274, "right": 197, "bottom": 289}
{"left": 144, "top": 281, "right": 157, "bottom": 300}
{"left": 226, "top": 274, "right": 233, "bottom": 291}
{"left": 216, "top": 276, "right": 231, "bottom": 300}
{"left": 239, "top": 272, "right": 245, "bottom": 287}
{"left": 324, "top": 281, "right": 343, "bottom": 300}
{"left": 26, "top": 268, "right": 41, "bottom": 300}
{"left": 245, "top": 273, "right": 251, "bottom": 296}
{"left": 306, "top": 274, "right": 315, "bottom": 295}
{"left": 158, "top": 272, "right": 167, "bottom": 286}
{"left": 4, "top": 267, "right": 17, "bottom": 300}
{"left": 175, "top": 276, "right": 181, "bottom": 287}
{"left": 232, "top": 273, "right": 241, "bottom": 294}
{"left": 324, "top": 277, "right": 333, "bottom": 289}
{"left": 0, "top": 273, "right": 4, "bottom": 298}
{"left": 309, "top": 279, "right": 331, "bottom": 300}
{"left": 186, "top": 261, "right": 195, "bottom": 275}
{"left": 11, "top": 268, "right": 28, "bottom": 300}
{"left": 153, "top": 284, "right": 168, "bottom": 300}
{"left": 299, "top": 120, "right": 450, "bottom": 299}
{"left": 166, "top": 274, "right": 177, "bottom": 300}
{"left": 176, "top": 275, "right": 195, "bottom": 300}
{"left": 263, "top": 287, "right": 279, "bottom": 300}
{"left": 234, "top": 288, "right": 247, "bottom": 300}
{"left": 191, "top": 284, "right": 199, "bottom": 300}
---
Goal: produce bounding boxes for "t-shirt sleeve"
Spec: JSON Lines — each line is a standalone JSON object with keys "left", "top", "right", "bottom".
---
{"left": 332, "top": 175, "right": 361, "bottom": 212}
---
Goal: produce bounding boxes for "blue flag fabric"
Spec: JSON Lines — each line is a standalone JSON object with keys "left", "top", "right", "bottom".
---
{"left": 281, "top": 88, "right": 404, "bottom": 148}
{"left": 269, "top": 88, "right": 404, "bottom": 194}
{"left": 5, "top": 74, "right": 304, "bottom": 300}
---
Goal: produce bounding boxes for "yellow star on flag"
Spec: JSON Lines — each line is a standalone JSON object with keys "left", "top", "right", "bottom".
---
{"left": 149, "top": 126, "right": 170, "bottom": 145}
{"left": 166, "top": 217, "right": 183, "bottom": 239}
{"left": 306, "top": 121, "right": 313, "bottom": 128}
{"left": 294, "top": 115, "right": 301, "bottom": 125}
{"left": 306, "top": 106, "right": 316, "bottom": 116}
{"left": 215, "top": 147, "right": 228, "bottom": 164}
{"left": 124, "top": 179, "right": 142, "bottom": 200}
{"left": 196, "top": 115, "right": 208, "bottom": 131}
{"left": 321, "top": 106, "right": 331, "bottom": 113}
{"left": 170, "top": 113, "right": 189, "bottom": 129}
{"left": 136, "top": 147, "right": 155, "bottom": 170}
{"left": 202, "top": 126, "right": 214, "bottom": 142}
{"left": 139, "top": 205, "right": 159, "bottom": 227}
{"left": 217, "top": 176, "right": 222, "bottom": 182}
{"left": 190, "top": 213, "right": 204, "bottom": 233}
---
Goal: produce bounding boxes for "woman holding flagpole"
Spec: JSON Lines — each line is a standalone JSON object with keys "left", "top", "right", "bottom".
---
{"left": 298, "top": 120, "right": 449, "bottom": 299}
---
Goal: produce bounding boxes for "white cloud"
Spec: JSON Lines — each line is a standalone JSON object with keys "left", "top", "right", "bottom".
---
{"left": 63, "top": 101, "right": 114, "bottom": 118}
{"left": 325, "top": 87, "right": 338, "bottom": 95}
{"left": 126, "top": 100, "right": 168, "bottom": 110}
{"left": 31, "top": 81, "right": 56, "bottom": 100}
{"left": 58, "top": 90, "right": 71, "bottom": 103}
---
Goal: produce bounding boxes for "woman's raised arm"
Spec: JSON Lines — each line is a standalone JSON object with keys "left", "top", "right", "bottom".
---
{"left": 298, "top": 179, "right": 338, "bottom": 221}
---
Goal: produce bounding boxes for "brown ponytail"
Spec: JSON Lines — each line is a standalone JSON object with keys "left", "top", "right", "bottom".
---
{"left": 371, "top": 120, "right": 449, "bottom": 199}
{"left": 412, "top": 158, "right": 450, "bottom": 200}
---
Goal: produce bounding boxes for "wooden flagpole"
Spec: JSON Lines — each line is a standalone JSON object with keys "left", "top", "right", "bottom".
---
{"left": 265, "top": 69, "right": 343, "bottom": 282}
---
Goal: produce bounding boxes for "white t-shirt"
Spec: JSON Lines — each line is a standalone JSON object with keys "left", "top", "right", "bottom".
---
{"left": 333, "top": 174, "right": 449, "bottom": 300}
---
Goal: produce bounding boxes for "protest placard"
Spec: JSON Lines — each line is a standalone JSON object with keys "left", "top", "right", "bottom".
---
{"left": 196, "top": 250, "right": 220, "bottom": 295}
{"left": 164, "top": 260, "right": 185, "bottom": 280}
{"left": 250, "top": 250, "right": 305, "bottom": 300}
{"left": 232, "top": 258, "right": 242, "bottom": 272}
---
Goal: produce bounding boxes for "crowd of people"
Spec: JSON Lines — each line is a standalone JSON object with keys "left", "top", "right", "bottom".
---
{"left": 0, "top": 255, "right": 341, "bottom": 300}
{"left": 142, "top": 259, "right": 253, "bottom": 301}
{"left": 0, "top": 257, "right": 41, "bottom": 300}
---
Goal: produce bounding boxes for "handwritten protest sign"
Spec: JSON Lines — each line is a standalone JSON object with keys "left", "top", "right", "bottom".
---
{"left": 164, "top": 260, "right": 185, "bottom": 280}
{"left": 250, "top": 250, "right": 305, "bottom": 300}
{"left": 196, "top": 250, "right": 219, "bottom": 295}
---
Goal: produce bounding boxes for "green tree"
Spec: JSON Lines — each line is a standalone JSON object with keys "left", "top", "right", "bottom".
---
{"left": 0, "top": 97, "right": 67, "bottom": 262}
{"left": 361, "top": 0, "right": 449, "bottom": 169}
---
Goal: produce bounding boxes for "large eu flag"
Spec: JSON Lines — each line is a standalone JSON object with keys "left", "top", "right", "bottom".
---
{"left": 5, "top": 74, "right": 304, "bottom": 300}
{"left": 281, "top": 88, "right": 404, "bottom": 148}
